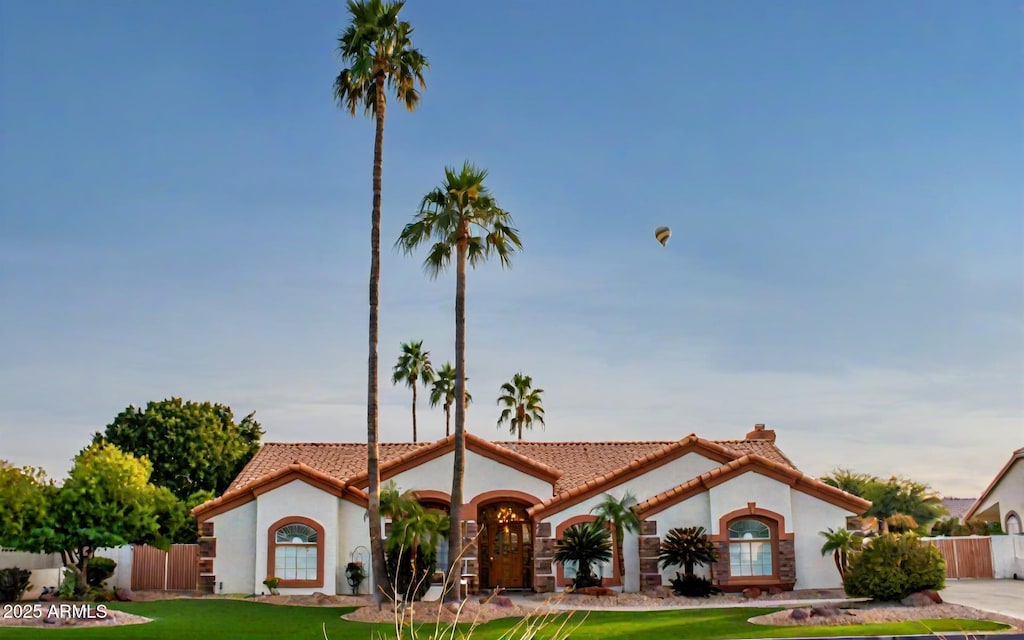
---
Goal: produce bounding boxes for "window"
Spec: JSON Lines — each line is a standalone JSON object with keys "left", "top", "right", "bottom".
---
{"left": 268, "top": 517, "right": 324, "bottom": 588}
{"left": 728, "top": 519, "right": 773, "bottom": 577}
{"left": 1007, "top": 512, "right": 1022, "bottom": 535}
{"left": 562, "top": 558, "right": 610, "bottom": 581}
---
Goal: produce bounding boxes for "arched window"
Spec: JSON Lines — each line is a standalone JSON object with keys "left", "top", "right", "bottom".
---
{"left": 1006, "top": 512, "right": 1022, "bottom": 535}
{"left": 268, "top": 517, "right": 324, "bottom": 588}
{"left": 728, "top": 519, "right": 774, "bottom": 577}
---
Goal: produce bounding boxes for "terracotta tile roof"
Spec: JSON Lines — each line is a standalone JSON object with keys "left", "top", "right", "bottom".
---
{"left": 231, "top": 435, "right": 797, "bottom": 498}
{"left": 635, "top": 455, "right": 871, "bottom": 517}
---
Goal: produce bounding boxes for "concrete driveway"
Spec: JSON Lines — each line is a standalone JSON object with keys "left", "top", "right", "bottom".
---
{"left": 942, "top": 578, "right": 1024, "bottom": 620}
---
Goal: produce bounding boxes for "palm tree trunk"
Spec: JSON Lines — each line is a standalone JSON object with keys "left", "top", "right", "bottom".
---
{"left": 367, "top": 72, "right": 388, "bottom": 606}
{"left": 518, "top": 421, "right": 522, "bottom": 441}
{"left": 445, "top": 402, "right": 451, "bottom": 438}
{"left": 445, "top": 227, "right": 469, "bottom": 602}
{"left": 617, "top": 535, "right": 625, "bottom": 584}
{"left": 411, "top": 383, "right": 418, "bottom": 443}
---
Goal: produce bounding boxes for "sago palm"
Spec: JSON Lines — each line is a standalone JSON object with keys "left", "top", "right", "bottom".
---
{"left": 590, "top": 492, "right": 640, "bottom": 583}
{"left": 396, "top": 161, "right": 522, "bottom": 600}
{"left": 497, "top": 372, "right": 545, "bottom": 441}
{"left": 658, "top": 526, "right": 719, "bottom": 577}
{"left": 429, "top": 362, "right": 472, "bottom": 437}
{"left": 334, "top": 0, "right": 427, "bottom": 604}
{"left": 391, "top": 340, "right": 435, "bottom": 442}
{"left": 553, "top": 522, "right": 613, "bottom": 589}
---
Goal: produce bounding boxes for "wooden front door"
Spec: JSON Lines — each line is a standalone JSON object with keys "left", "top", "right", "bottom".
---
{"left": 479, "top": 503, "right": 532, "bottom": 590}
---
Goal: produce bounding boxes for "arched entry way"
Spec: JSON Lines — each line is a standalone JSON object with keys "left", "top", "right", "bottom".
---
{"left": 478, "top": 501, "right": 532, "bottom": 590}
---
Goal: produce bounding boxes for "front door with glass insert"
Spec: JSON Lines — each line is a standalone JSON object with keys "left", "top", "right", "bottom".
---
{"left": 478, "top": 503, "right": 532, "bottom": 589}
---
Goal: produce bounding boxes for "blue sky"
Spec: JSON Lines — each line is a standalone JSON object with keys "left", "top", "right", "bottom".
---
{"left": 1, "top": 0, "right": 1021, "bottom": 499}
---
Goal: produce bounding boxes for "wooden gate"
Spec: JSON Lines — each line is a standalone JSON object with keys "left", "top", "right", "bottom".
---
{"left": 925, "top": 537, "right": 994, "bottom": 579}
{"left": 131, "top": 544, "right": 200, "bottom": 591}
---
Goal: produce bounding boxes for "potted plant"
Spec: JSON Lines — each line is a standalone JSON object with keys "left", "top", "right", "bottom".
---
{"left": 262, "top": 576, "right": 280, "bottom": 596}
{"left": 345, "top": 562, "right": 366, "bottom": 595}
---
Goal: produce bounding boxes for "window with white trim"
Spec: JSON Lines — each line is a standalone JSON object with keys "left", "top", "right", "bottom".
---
{"left": 274, "top": 523, "right": 318, "bottom": 582}
{"left": 728, "top": 519, "right": 773, "bottom": 577}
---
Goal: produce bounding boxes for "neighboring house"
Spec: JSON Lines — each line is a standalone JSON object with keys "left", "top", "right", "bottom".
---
{"left": 940, "top": 498, "right": 978, "bottom": 524}
{"left": 965, "top": 447, "right": 1024, "bottom": 535}
{"left": 192, "top": 423, "right": 869, "bottom": 596}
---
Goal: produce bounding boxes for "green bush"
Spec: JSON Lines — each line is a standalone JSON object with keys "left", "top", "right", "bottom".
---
{"left": 87, "top": 557, "right": 117, "bottom": 588}
{"left": 668, "top": 572, "right": 720, "bottom": 598}
{"left": 843, "top": 534, "right": 945, "bottom": 601}
{"left": 58, "top": 569, "right": 77, "bottom": 599}
{"left": 0, "top": 568, "right": 32, "bottom": 602}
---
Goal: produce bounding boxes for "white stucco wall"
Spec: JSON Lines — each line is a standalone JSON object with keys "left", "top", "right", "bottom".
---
{"left": 791, "top": 491, "right": 853, "bottom": 589}
{"left": 389, "top": 449, "right": 554, "bottom": 506}
{"left": 708, "top": 472, "right": 792, "bottom": 535}
{"left": 974, "top": 459, "right": 1024, "bottom": 531}
{"left": 209, "top": 500, "right": 256, "bottom": 594}
{"left": 649, "top": 493, "right": 713, "bottom": 585}
{"left": 990, "top": 534, "right": 1024, "bottom": 579}
{"left": 337, "top": 499, "right": 372, "bottom": 594}
{"left": 255, "top": 480, "right": 340, "bottom": 595}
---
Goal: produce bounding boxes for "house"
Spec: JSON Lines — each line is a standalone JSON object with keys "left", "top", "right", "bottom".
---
{"left": 940, "top": 498, "right": 978, "bottom": 524}
{"left": 965, "top": 447, "right": 1024, "bottom": 535}
{"left": 191, "top": 423, "right": 869, "bottom": 596}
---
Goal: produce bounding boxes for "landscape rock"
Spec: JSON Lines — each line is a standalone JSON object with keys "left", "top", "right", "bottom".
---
{"left": 115, "top": 589, "right": 134, "bottom": 602}
{"left": 489, "top": 596, "right": 514, "bottom": 608}
{"left": 900, "top": 592, "right": 935, "bottom": 607}
{"left": 922, "top": 589, "right": 943, "bottom": 604}
{"left": 789, "top": 608, "right": 809, "bottom": 620}
{"left": 768, "top": 586, "right": 783, "bottom": 596}
{"left": 742, "top": 587, "right": 762, "bottom": 599}
{"left": 810, "top": 605, "right": 841, "bottom": 618}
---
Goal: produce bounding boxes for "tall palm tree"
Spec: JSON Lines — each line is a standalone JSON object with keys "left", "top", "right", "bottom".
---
{"left": 496, "top": 372, "right": 545, "bottom": 441}
{"left": 396, "top": 162, "right": 522, "bottom": 600}
{"left": 391, "top": 340, "right": 435, "bottom": 442}
{"left": 819, "top": 527, "right": 861, "bottom": 580}
{"left": 334, "top": 0, "right": 428, "bottom": 605}
{"left": 429, "top": 362, "right": 473, "bottom": 437}
{"left": 591, "top": 492, "right": 641, "bottom": 583}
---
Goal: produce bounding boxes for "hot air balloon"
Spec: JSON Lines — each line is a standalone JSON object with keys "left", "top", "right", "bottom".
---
{"left": 655, "top": 226, "right": 671, "bottom": 246}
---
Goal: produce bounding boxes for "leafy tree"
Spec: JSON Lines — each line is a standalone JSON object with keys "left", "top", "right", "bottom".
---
{"left": 821, "top": 469, "right": 947, "bottom": 535}
{"left": 819, "top": 527, "right": 861, "bottom": 579}
{"left": 334, "top": 0, "right": 428, "bottom": 606}
{"left": 590, "top": 492, "right": 640, "bottom": 582}
{"left": 553, "top": 522, "right": 612, "bottom": 590}
{"left": 397, "top": 161, "right": 522, "bottom": 600}
{"left": 92, "top": 397, "right": 263, "bottom": 501}
{"left": 31, "top": 443, "right": 161, "bottom": 594}
{"left": 496, "top": 372, "right": 545, "bottom": 441}
{"left": 391, "top": 340, "right": 435, "bottom": 442}
{"left": 658, "top": 526, "right": 719, "bottom": 577}
{"left": 821, "top": 468, "right": 877, "bottom": 497}
{"left": 429, "top": 362, "right": 472, "bottom": 437}
{"left": 0, "top": 461, "right": 50, "bottom": 550}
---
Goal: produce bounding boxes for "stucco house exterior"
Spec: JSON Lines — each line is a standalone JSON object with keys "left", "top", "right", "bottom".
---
{"left": 191, "top": 423, "right": 869, "bottom": 596}
{"left": 965, "top": 446, "right": 1024, "bottom": 535}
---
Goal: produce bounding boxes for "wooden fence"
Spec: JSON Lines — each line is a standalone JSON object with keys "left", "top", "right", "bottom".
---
{"left": 131, "top": 544, "right": 200, "bottom": 591}
{"left": 924, "top": 536, "right": 993, "bottom": 579}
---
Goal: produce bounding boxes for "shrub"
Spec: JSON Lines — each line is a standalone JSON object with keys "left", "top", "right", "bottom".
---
{"left": 844, "top": 533, "right": 945, "bottom": 601}
{"left": 669, "top": 572, "right": 720, "bottom": 598}
{"left": 87, "top": 557, "right": 117, "bottom": 588}
{"left": 553, "top": 522, "right": 613, "bottom": 592}
{"left": 385, "top": 544, "right": 437, "bottom": 601}
{"left": 658, "top": 526, "right": 718, "bottom": 577}
{"left": 0, "top": 568, "right": 32, "bottom": 602}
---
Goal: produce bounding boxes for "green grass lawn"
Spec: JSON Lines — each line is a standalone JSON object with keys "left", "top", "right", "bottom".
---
{"left": 0, "top": 600, "right": 1009, "bottom": 640}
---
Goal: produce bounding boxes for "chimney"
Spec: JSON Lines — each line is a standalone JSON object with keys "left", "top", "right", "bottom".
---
{"left": 745, "top": 423, "right": 776, "bottom": 443}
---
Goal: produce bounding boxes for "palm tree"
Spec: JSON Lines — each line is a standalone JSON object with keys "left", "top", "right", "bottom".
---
{"left": 590, "top": 492, "right": 640, "bottom": 583}
{"left": 553, "top": 522, "right": 613, "bottom": 590}
{"left": 429, "top": 362, "right": 473, "bottom": 437}
{"left": 658, "top": 526, "right": 719, "bottom": 578}
{"left": 334, "top": 0, "right": 428, "bottom": 605}
{"left": 819, "top": 527, "right": 861, "bottom": 580}
{"left": 391, "top": 340, "right": 435, "bottom": 442}
{"left": 396, "top": 161, "right": 522, "bottom": 600}
{"left": 496, "top": 372, "right": 545, "bottom": 441}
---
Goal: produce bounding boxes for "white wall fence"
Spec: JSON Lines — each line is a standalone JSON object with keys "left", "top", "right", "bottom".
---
{"left": 0, "top": 546, "right": 134, "bottom": 599}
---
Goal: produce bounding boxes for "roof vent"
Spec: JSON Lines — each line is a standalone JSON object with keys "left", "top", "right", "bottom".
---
{"left": 745, "top": 423, "right": 776, "bottom": 443}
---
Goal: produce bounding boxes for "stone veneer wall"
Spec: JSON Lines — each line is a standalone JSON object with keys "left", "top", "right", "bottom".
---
{"left": 638, "top": 520, "right": 662, "bottom": 591}
{"left": 532, "top": 522, "right": 555, "bottom": 592}
{"left": 198, "top": 521, "right": 216, "bottom": 593}
{"left": 711, "top": 539, "right": 796, "bottom": 591}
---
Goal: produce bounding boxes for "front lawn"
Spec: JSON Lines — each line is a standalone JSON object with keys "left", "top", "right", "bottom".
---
{"left": 0, "top": 600, "right": 1010, "bottom": 639}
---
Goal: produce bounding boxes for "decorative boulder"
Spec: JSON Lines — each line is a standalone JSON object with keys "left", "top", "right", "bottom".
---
{"left": 488, "top": 595, "right": 514, "bottom": 608}
{"left": 900, "top": 592, "right": 935, "bottom": 607}
{"left": 810, "top": 605, "right": 841, "bottom": 618}
{"left": 922, "top": 589, "right": 943, "bottom": 604}
{"left": 789, "top": 608, "right": 809, "bottom": 620}
{"left": 115, "top": 589, "right": 134, "bottom": 602}
{"left": 768, "top": 585, "right": 783, "bottom": 596}
{"left": 741, "top": 586, "right": 762, "bottom": 599}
